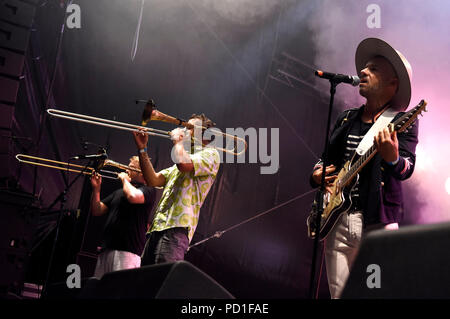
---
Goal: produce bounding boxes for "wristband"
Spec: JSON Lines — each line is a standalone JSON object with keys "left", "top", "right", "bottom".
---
{"left": 387, "top": 156, "right": 399, "bottom": 166}
{"left": 139, "top": 148, "right": 147, "bottom": 154}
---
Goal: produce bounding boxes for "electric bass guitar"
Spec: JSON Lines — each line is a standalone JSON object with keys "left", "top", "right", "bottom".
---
{"left": 307, "top": 99, "right": 427, "bottom": 240}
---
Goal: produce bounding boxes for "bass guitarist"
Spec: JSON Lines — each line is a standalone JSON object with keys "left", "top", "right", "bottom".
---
{"left": 309, "top": 38, "right": 419, "bottom": 299}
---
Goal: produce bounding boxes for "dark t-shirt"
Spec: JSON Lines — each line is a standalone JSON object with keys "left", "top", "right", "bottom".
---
{"left": 101, "top": 183, "right": 155, "bottom": 255}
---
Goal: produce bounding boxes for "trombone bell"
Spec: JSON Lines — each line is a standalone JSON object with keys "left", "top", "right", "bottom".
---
{"left": 141, "top": 99, "right": 190, "bottom": 128}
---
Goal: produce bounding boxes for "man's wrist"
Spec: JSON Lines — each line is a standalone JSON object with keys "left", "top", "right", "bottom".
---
{"left": 386, "top": 156, "right": 400, "bottom": 166}
{"left": 139, "top": 147, "right": 147, "bottom": 154}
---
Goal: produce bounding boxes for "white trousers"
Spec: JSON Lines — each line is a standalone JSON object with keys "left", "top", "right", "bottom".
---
{"left": 324, "top": 212, "right": 363, "bottom": 299}
{"left": 324, "top": 212, "right": 398, "bottom": 299}
{"left": 94, "top": 249, "right": 141, "bottom": 278}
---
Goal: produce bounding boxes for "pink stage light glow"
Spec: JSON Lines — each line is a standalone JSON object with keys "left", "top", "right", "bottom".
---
{"left": 445, "top": 177, "right": 450, "bottom": 196}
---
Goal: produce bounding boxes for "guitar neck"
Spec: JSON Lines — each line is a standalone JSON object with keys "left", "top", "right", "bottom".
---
{"left": 341, "top": 144, "right": 377, "bottom": 187}
{"left": 340, "top": 99, "right": 426, "bottom": 187}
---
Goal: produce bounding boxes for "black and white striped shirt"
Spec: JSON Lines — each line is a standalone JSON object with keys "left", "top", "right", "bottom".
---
{"left": 345, "top": 121, "right": 373, "bottom": 208}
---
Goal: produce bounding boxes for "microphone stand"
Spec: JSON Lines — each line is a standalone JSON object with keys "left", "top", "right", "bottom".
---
{"left": 40, "top": 158, "right": 94, "bottom": 298}
{"left": 308, "top": 79, "right": 338, "bottom": 299}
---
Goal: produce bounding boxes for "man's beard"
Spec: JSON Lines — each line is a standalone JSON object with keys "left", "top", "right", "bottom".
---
{"left": 359, "top": 83, "right": 381, "bottom": 99}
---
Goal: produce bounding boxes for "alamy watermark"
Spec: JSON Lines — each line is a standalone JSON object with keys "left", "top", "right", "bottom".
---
{"left": 170, "top": 126, "right": 280, "bottom": 175}
{"left": 366, "top": 263, "right": 381, "bottom": 289}
{"left": 66, "top": 4, "right": 81, "bottom": 29}
{"left": 366, "top": 4, "right": 381, "bottom": 29}
{"left": 66, "top": 264, "right": 81, "bottom": 289}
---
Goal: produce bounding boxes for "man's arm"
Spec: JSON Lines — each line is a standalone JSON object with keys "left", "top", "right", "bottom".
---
{"left": 119, "top": 172, "right": 146, "bottom": 204}
{"left": 309, "top": 110, "right": 350, "bottom": 189}
{"left": 379, "top": 119, "right": 419, "bottom": 181}
{"left": 172, "top": 139, "right": 194, "bottom": 172}
{"left": 133, "top": 131, "right": 166, "bottom": 187}
{"left": 310, "top": 164, "right": 337, "bottom": 194}
{"left": 169, "top": 127, "right": 194, "bottom": 172}
{"left": 90, "top": 174, "right": 108, "bottom": 216}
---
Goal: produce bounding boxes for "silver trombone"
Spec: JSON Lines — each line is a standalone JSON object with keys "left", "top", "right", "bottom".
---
{"left": 47, "top": 107, "right": 248, "bottom": 155}
{"left": 47, "top": 109, "right": 171, "bottom": 139}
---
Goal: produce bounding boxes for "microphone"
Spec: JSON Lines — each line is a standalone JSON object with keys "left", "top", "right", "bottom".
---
{"left": 315, "top": 70, "right": 360, "bottom": 86}
{"left": 70, "top": 153, "right": 108, "bottom": 160}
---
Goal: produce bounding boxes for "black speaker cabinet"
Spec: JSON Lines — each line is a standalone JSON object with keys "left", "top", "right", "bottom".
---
{"left": 46, "top": 261, "right": 234, "bottom": 299}
{"left": 44, "top": 277, "right": 100, "bottom": 300}
{"left": 91, "top": 261, "right": 234, "bottom": 299}
{"left": 341, "top": 222, "right": 450, "bottom": 299}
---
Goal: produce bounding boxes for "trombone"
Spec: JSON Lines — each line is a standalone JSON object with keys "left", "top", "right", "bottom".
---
{"left": 47, "top": 108, "right": 170, "bottom": 140}
{"left": 47, "top": 103, "right": 248, "bottom": 155}
{"left": 15, "top": 154, "right": 140, "bottom": 180}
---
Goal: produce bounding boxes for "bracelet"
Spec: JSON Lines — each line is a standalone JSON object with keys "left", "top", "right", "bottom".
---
{"left": 387, "top": 156, "right": 400, "bottom": 166}
{"left": 139, "top": 148, "right": 147, "bottom": 154}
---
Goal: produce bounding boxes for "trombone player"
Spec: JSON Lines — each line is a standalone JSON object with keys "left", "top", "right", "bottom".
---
{"left": 90, "top": 155, "right": 156, "bottom": 277}
{"left": 133, "top": 114, "right": 220, "bottom": 265}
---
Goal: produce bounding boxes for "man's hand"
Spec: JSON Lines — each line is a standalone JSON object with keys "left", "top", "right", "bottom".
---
{"left": 133, "top": 129, "right": 148, "bottom": 150}
{"left": 118, "top": 172, "right": 131, "bottom": 183}
{"left": 312, "top": 165, "right": 337, "bottom": 194}
{"left": 90, "top": 173, "right": 107, "bottom": 216}
{"left": 374, "top": 128, "right": 399, "bottom": 163}
{"left": 90, "top": 173, "right": 102, "bottom": 191}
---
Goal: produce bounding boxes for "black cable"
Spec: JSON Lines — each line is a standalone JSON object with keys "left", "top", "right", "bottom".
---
{"left": 188, "top": 189, "right": 316, "bottom": 251}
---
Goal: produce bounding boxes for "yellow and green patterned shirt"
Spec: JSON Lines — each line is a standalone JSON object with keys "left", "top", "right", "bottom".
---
{"left": 149, "top": 146, "right": 220, "bottom": 242}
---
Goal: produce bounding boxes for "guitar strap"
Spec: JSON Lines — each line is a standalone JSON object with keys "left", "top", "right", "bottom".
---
{"left": 355, "top": 107, "right": 397, "bottom": 155}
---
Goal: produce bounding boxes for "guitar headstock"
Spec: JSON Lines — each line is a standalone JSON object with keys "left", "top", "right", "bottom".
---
{"left": 394, "top": 100, "right": 428, "bottom": 133}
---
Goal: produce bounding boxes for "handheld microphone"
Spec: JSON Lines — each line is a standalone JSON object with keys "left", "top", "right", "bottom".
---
{"left": 70, "top": 153, "right": 108, "bottom": 160}
{"left": 315, "top": 70, "right": 360, "bottom": 86}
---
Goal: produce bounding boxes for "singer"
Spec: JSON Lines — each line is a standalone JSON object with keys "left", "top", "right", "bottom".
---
{"left": 308, "top": 38, "right": 419, "bottom": 298}
{"left": 90, "top": 155, "right": 156, "bottom": 278}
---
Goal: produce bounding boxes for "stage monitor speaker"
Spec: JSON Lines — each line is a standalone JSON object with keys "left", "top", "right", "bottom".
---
{"left": 341, "top": 222, "right": 450, "bottom": 299}
{"left": 88, "top": 261, "right": 234, "bottom": 299}
{"left": 44, "top": 277, "right": 100, "bottom": 300}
